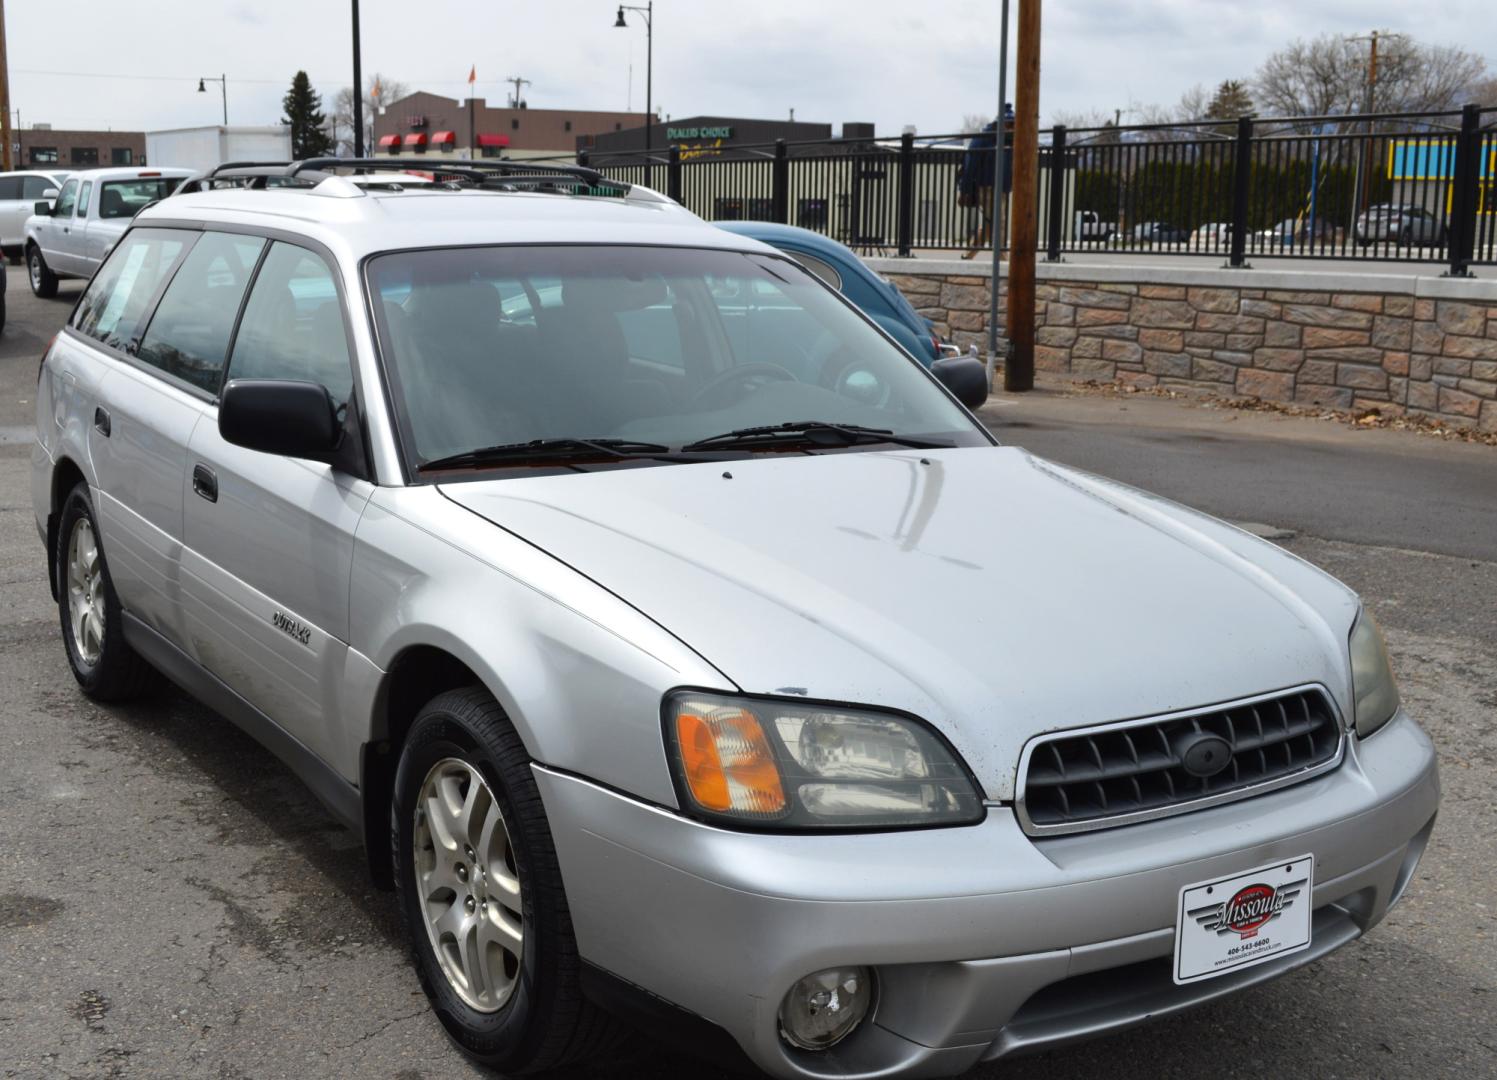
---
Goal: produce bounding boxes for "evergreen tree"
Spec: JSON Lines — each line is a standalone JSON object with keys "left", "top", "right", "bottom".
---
{"left": 282, "top": 71, "right": 334, "bottom": 159}
{"left": 1206, "top": 80, "right": 1255, "bottom": 120}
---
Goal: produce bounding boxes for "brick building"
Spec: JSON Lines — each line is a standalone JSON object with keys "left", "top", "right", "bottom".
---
{"left": 371, "top": 92, "right": 645, "bottom": 160}
{"left": 14, "top": 127, "right": 147, "bottom": 168}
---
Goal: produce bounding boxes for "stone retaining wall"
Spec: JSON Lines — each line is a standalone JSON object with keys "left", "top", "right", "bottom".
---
{"left": 874, "top": 260, "right": 1497, "bottom": 430}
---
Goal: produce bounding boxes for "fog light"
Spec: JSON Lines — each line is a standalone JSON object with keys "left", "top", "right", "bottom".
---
{"left": 777, "top": 966, "right": 873, "bottom": 1051}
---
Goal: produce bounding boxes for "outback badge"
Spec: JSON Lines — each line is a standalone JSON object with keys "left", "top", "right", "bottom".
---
{"left": 272, "top": 610, "right": 312, "bottom": 646}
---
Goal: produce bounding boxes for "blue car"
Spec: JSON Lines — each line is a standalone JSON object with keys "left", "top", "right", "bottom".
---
{"left": 716, "top": 221, "right": 956, "bottom": 367}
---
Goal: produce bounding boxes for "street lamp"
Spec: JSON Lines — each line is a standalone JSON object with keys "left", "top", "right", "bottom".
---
{"left": 613, "top": 2, "right": 653, "bottom": 186}
{"left": 198, "top": 75, "right": 228, "bottom": 125}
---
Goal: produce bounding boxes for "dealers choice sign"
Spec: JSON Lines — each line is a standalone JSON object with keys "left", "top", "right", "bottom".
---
{"left": 667, "top": 126, "right": 734, "bottom": 141}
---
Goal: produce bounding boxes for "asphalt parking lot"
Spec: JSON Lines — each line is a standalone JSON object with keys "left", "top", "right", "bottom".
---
{"left": 1, "top": 267, "right": 1494, "bottom": 1078}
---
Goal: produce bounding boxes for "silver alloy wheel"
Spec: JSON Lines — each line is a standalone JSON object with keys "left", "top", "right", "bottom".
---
{"left": 413, "top": 757, "right": 524, "bottom": 1013}
{"left": 66, "top": 516, "right": 105, "bottom": 667}
{"left": 29, "top": 251, "right": 42, "bottom": 291}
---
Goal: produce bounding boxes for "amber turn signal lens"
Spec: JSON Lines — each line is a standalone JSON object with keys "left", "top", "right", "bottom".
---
{"left": 675, "top": 703, "right": 787, "bottom": 817}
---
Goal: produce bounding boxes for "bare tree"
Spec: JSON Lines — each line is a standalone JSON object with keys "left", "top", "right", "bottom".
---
{"left": 1394, "top": 43, "right": 1489, "bottom": 112}
{"left": 327, "top": 73, "right": 410, "bottom": 156}
{"left": 1176, "top": 84, "right": 1211, "bottom": 122}
{"left": 1470, "top": 75, "right": 1497, "bottom": 107}
{"left": 960, "top": 113, "right": 992, "bottom": 134}
{"left": 1253, "top": 34, "right": 1488, "bottom": 119}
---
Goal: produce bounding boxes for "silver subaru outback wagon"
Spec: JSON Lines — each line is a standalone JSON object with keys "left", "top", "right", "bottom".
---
{"left": 32, "top": 161, "right": 1438, "bottom": 1079}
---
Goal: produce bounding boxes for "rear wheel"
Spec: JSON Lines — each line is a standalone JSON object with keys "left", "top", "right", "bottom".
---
{"left": 55, "top": 483, "right": 160, "bottom": 700}
{"left": 28, "top": 244, "right": 58, "bottom": 299}
{"left": 392, "top": 687, "right": 624, "bottom": 1073}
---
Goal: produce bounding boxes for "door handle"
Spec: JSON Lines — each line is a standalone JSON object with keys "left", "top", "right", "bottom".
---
{"left": 192, "top": 464, "right": 218, "bottom": 503}
{"left": 93, "top": 407, "right": 110, "bottom": 437}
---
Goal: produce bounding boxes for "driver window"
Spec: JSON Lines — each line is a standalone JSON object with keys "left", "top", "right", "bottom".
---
{"left": 54, "top": 178, "right": 79, "bottom": 218}
{"left": 226, "top": 242, "right": 354, "bottom": 406}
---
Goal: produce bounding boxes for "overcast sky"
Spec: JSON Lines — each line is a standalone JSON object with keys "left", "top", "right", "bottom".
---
{"left": 8, "top": 0, "right": 1495, "bottom": 137}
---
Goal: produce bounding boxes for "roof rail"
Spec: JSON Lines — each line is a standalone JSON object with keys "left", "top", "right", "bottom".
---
{"left": 172, "top": 156, "right": 640, "bottom": 199}
{"left": 293, "top": 156, "right": 626, "bottom": 190}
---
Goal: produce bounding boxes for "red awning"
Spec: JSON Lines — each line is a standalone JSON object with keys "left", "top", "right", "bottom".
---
{"left": 429, "top": 130, "right": 455, "bottom": 145}
{"left": 476, "top": 133, "right": 510, "bottom": 148}
{"left": 403, "top": 133, "right": 427, "bottom": 146}
{"left": 377, "top": 134, "right": 400, "bottom": 148}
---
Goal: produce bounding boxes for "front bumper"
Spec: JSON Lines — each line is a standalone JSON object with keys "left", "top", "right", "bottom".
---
{"left": 536, "top": 711, "right": 1438, "bottom": 1079}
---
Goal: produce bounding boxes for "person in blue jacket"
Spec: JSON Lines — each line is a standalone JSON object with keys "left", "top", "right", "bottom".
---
{"left": 958, "top": 105, "right": 1014, "bottom": 259}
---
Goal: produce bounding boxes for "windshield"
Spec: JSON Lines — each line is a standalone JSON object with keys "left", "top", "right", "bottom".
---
{"left": 367, "top": 245, "right": 984, "bottom": 469}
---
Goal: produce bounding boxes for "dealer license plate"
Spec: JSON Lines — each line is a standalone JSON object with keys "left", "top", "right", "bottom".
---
{"left": 1173, "top": 854, "right": 1314, "bottom": 984}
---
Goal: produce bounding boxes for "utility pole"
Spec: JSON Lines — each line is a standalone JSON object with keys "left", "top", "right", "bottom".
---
{"left": 1348, "top": 30, "right": 1398, "bottom": 220}
{"left": 504, "top": 75, "right": 531, "bottom": 109}
{"left": 1004, "top": 0, "right": 1041, "bottom": 392}
{"left": 0, "top": 0, "right": 12, "bottom": 173}
{"left": 985, "top": 0, "right": 1011, "bottom": 381}
{"left": 352, "top": 0, "right": 364, "bottom": 157}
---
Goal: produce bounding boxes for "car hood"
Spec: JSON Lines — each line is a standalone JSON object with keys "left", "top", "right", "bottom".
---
{"left": 441, "top": 447, "right": 1359, "bottom": 800}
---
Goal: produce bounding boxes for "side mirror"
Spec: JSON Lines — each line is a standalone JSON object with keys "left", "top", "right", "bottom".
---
{"left": 930, "top": 355, "right": 990, "bottom": 409}
{"left": 35, "top": 196, "right": 56, "bottom": 216}
{"left": 219, "top": 379, "right": 340, "bottom": 461}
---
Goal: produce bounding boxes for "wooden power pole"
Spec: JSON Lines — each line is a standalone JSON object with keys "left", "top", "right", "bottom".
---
{"left": 1003, "top": 0, "right": 1041, "bottom": 392}
{"left": 0, "top": 0, "right": 12, "bottom": 173}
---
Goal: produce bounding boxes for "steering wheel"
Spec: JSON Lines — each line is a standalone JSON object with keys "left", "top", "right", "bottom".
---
{"left": 691, "top": 362, "right": 799, "bottom": 408}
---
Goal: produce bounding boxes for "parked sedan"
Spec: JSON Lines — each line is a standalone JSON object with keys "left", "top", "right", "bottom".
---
{"left": 1130, "top": 221, "right": 1190, "bottom": 244}
{"left": 716, "top": 221, "right": 958, "bottom": 367}
{"left": 1256, "top": 217, "right": 1339, "bottom": 249}
{"left": 1, "top": 170, "right": 71, "bottom": 258}
{"left": 1355, "top": 204, "right": 1446, "bottom": 248}
{"left": 1189, "top": 221, "right": 1234, "bottom": 248}
{"left": 24, "top": 167, "right": 192, "bottom": 297}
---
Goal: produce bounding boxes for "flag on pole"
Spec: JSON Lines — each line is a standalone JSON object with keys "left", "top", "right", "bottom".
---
{"left": 372, "top": 76, "right": 382, "bottom": 103}
{"left": 468, "top": 65, "right": 477, "bottom": 88}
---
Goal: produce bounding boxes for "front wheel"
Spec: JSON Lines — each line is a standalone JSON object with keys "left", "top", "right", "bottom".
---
{"left": 392, "top": 687, "right": 623, "bottom": 1073}
{"left": 28, "top": 245, "right": 59, "bottom": 299}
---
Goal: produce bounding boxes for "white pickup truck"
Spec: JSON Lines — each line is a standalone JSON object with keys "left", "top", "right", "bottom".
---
{"left": 25, "top": 168, "right": 191, "bottom": 297}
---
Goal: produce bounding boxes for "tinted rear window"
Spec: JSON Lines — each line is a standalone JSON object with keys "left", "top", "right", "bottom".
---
{"left": 99, "top": 179, "right": 180, "bottom": 219}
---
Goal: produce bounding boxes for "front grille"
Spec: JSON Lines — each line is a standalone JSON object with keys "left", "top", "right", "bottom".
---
{"left": 1017, "top": 687, "right": 1343, "bottom": 835}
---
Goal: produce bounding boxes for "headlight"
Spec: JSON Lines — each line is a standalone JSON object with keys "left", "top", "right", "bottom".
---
{"left": 1349, "top": 609, "right": 1400, "bottom": 738}
{"left": 664, "top": 691, "right": 983, "bottom": 829}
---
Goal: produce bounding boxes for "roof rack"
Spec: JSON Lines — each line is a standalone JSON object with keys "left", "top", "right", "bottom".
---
{"left": 173, "top": 156, "right": 637, "bottom": 199}
{"left": 294, "top": 157, "right": 626, "bottom": 190}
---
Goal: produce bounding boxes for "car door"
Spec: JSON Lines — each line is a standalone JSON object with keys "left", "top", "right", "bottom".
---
{"left": 0, "top": 176, "right": 25, "bottom": 249}
{"left": 51, "top": 178, "right": 90, "bottom": 275}
{"left": 181, "top": 239, "right": 374, "bottom": 770}
{"left": 66, "top": 227, "right": 199, "bottom": 642}
{"left": 72, "top": 180, "right": 95, "bottom": 268}
{"left": 34, "top": 176, "right": 76, "bottom": 270}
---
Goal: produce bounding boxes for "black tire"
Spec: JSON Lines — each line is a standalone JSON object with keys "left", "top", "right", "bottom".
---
{"left": 392, "top": 687, "right": 625, "bottom": 1074}
{"left": 0, "top": 292, "right": 6, "bottom": 336}
{"left": 55, "top": 483, "right": 160, "bottom": 701}
{"left": 28, "top": 244, "right": 59, "bottom": 299}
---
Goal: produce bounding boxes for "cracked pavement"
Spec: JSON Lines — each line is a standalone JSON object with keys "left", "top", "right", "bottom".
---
{"left": 1, "top": 270, "right": 1493, "bottom": 1078}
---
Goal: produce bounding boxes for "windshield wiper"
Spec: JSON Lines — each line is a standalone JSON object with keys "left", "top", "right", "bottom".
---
{"left": 419, "top": 437, "right": 686, "bottom": 472}
{"left": 681, "top": 421, "right": 953, "bottom": 453}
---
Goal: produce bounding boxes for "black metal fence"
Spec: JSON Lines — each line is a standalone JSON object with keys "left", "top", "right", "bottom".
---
{"left": 573, "top": 105, "right": 1496, "bottom": 273}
